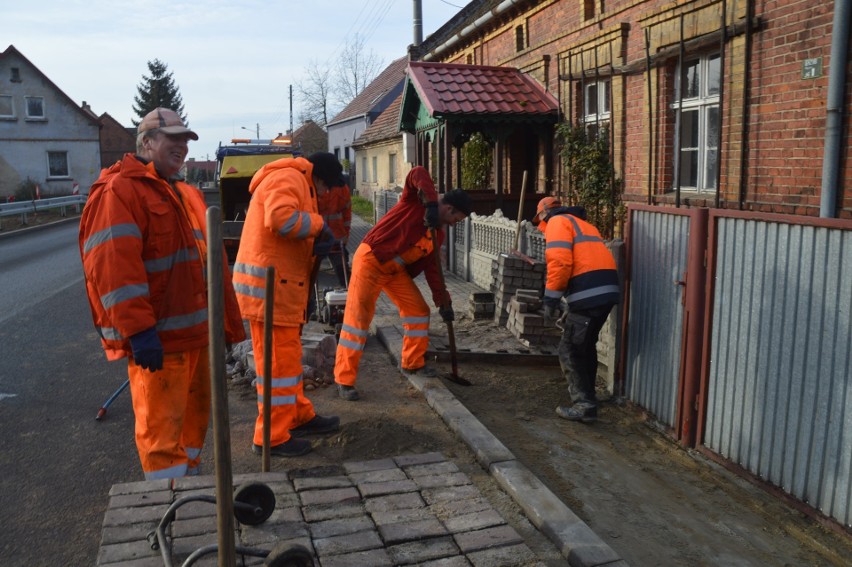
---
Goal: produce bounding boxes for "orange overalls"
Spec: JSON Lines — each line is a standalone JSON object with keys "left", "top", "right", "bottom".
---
{"left": 334, "top": 232, "right": 436, "bottom": 386}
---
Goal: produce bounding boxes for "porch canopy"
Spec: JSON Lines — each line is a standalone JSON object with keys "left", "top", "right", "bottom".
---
{"left": 399, "top": 61, "right": 558, "bottom": 204}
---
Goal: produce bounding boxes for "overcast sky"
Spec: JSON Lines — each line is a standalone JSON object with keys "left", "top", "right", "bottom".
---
{"left": 6, "top": 0, "right": 464, "bottom": 161}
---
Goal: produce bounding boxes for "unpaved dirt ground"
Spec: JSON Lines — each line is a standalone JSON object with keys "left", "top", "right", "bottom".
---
{"left": 212, "top": 307, "right": 852, "bottom": 567}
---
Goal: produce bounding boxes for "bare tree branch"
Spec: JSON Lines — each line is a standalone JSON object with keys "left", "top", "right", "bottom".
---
{"left": 297, "top": 59, "right": 335, "bottom": 128}
{"left": 335, "top": 33, "right": 384, "bottom": 107}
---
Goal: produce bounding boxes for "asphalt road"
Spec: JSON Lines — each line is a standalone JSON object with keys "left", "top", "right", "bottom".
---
{"left": 0, "top": 220, "right": 139, "bottom": 565}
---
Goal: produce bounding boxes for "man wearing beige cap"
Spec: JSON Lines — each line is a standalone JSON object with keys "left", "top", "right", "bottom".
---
{"left": 79, "top": 108, "right": 245, "bottom": 480}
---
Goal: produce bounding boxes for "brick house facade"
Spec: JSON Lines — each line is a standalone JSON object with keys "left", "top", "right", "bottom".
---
{"left": 413, "top": 0, "right": 850, "bottom": 219}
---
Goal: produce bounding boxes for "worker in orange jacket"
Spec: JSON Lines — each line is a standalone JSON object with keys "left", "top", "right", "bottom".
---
{"left": 333, "top": 167, "right": 471, "bottom": 401}
{"left": 317, "top": 177, "right": 352, "bottom": 286}
{"left": 534, "top": 197, "right": 619, "bottom": 423}
{"left": 79, "top": 108, "right": 246, "bottom": 480}
{"left": 233, "top": 152, "right": 341, "bottom": 457}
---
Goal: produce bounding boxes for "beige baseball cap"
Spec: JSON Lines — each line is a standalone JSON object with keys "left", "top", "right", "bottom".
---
{"left": 138, "top": 107, "right": 198, "bottom": 140}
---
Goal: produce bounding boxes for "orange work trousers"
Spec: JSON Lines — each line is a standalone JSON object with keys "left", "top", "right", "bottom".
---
{"left": 334, "top": 243, "right": 431, "bottom": 387}
{"left": 250, "top": 321, "right": 316, "bottom": 446}
{"left": 127, "top": 347, "right": 209, "bottom": 480}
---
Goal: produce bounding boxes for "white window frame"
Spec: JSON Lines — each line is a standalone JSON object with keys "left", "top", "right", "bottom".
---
{"left": 361, "top": 157, "right": 368, "bottom": 182}
{"left": 582, "top": 79, "right": 610, "bottom": 138}
{"left": 47, "top": 151, "right": 69, "bottom": 178}
{"left": 388, "top": 154, "right": 397, "bottom": 184}
{"left": 371, "top": 156, "right": 378, "bottom": 184}
{"left": 672, "top": 53, "right": 721, "bottom": 193}
{"left": 25, "top": 96, "right": 45, "bottom": 119}
{"left": 0, "top": 94, "right": 14, "bottom": 119}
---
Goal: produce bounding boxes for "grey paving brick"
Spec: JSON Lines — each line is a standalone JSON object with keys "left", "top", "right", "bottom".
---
{"left": 108, "top": 479, "right": 170, "bottom": 497}
{"left": 171, "top": 475, "right": 216, "bottom": 491}
{"left": 303, "top": 501, "right": 366, "bottom": 522}
{"left": 97, "top": 539, "right": 161, "bottom": 565}
{"left": 172, "top": 514, "right": 218, "bottom": 538}
{"left": 109, "top": 490, "right": 172, "bottom": 509}
{"left": 404, "top": 461, "right": 460, "bottom": 477}
{"left": 99, "top": 555, "right": 164, "bottom": 567}
{"left": 415, "top": 556, "right": 472, "bottom": 567}
{"left": 377, "top": 517, "right": 448, "bottom": 544}
{"left": 421, "top": 484, "right": 481, "bottom": 505}
{"left": 313, "top": 529, "right": 383, "bottom": 556}
{"left": 265, "top": 505, "right": 303, "bottom": 523}
{"left": 343, "top": 457, "right": 397, "bottom": 474}
{"left": 350, "top": 467, "right": 408, "bottom": 485}
{"left": 308, "top": 515, "right": 375, "bottom": 539}
{"left": 240, "top": 520, "right": 310, "bottom": 547}
{"left": 442, "top": 509, "right": 505, "bottom": 534}
{"left": 102, "top": 504, "right": 170, "bottom": 527}
{"left": 413, "top": 472, "right": 471, "bottom": 490}
{"left": 371, "top": 507, "right": 435, "bottom": 526}
{"left": 292, "top": 475, "right": 352, "bottom": 491}
{"left": 358, "top": 479, "right": 419, "bottom": 497}
{"left": 299, "top": 486, "right": 361, "bottom": 506}
{"left": 319, "top": 547, "right": 393, "bottom": 567}
{"left": 393, "top": 452, "right": 447, "bottom": 467}
{"left": 453, "top": 525, "right": 524, "bottom": 554}
{"left": 466, "top": 543, "right": 539, "bottom": 567}
{"left": 365, "top": 492, "right": 426, "bottom": 513}
{"left": 233, "top": 471, "right": 289, "bottom": 485}
{"left": 386, "top": 536, "right": 460, "bottom": 565}
{"left": 429, "top": 498, "right": 493, "bottom": 520}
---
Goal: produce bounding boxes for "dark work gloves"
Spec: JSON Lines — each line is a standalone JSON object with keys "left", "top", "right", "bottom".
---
{"left": 425, "top": 202, "right": 439, "bottom": 229}
{"left": 130, "top": 327, "right": 164, "bottom": 372}
{"left": 542, "top": 297, "right": 562, "bottom": 327}
{"left": 313, "top": 222, "right": 336, "bottom": 257}
{"left": 439, "top": 303, "right": 455, "bottom": 323}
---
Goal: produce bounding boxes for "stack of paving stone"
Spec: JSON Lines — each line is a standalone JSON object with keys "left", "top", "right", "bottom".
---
{"left": 506, "top": 289, "right": 562, "bottom": 348}
{"left": 467, "top": 291, "right": 496, "bottom": 320}
{"left": 490, "top": 253, "right": 545, "bottom": 325}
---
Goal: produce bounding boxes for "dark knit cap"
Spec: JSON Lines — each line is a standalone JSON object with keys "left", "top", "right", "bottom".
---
{"left": 307, "top": 152, "right": 344, "bottom": 187}
{"left": 441, "top": 189, "right": 472, "bottom": 216}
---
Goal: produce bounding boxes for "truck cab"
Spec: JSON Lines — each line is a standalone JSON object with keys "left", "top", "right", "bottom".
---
{"left": 214, "top": 138, "right": 299, "bottom": 261}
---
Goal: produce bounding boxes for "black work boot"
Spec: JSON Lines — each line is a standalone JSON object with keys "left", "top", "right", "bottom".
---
{"left": 555, "top": 403, "right": 597, "bottom": 424}
{"left": 337, "top": 383, "right": 360, "bottom": 401}
{"left": 290, "top": 414, "right": 340, "bottom": 437}
{"left": 252, "top": 437, "right": 312, "bottom": 457}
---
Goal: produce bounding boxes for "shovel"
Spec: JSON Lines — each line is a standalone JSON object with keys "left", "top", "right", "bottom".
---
{"left": 430, "top": 228, "right": 471, "bottom": 386}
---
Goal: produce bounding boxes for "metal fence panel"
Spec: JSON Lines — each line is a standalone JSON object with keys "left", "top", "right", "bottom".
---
{"left": 704, "top": 217, "right": 852, "bottom": 527}
{"left": 625, "top": 209, "right": 691, "bottom": 428}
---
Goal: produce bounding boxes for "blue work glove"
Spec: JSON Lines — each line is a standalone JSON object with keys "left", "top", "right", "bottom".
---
{"left": 439, "top": 303, "right": 455, "bottom": 323}
{"left": 424, "top": 202, "right": 439, "bottom": 229}
{"left": 313, "top": 223, "right": 336, "bottom": 257}
{"left": 542, "top": 298, "right": 562, "bottom": 327}
{"left": 129, "top": 327, "right": 163, "bottom": 372}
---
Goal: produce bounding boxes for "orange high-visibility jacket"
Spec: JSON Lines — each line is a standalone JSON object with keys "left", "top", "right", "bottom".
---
{"left": 361, "top": 167, "right": 447, "bottom": 306}
{"left": 233, "top": 157, "right": 326, "bottom": 326}
{"left": 79, "top": 154, "right": 245, "bottom": 361}
{"left": 318, "top": 183, "right": 351, "bottom": 241}
{"left": 541, "top": 212, "right": 619, "bottom": 310}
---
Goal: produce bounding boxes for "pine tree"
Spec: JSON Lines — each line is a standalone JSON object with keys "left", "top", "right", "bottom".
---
{"left": 131, "top": 59, "right": 187, "bottom": 126}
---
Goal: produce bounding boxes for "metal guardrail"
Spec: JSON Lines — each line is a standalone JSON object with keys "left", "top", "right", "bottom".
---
{"left": 0, "top": 195, "right": 87, "bottom": 220}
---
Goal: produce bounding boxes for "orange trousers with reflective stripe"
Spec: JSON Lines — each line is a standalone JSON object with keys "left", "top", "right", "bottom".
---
{"left": 127, "top": 347, "right": 209, "bottom": 480}
{"left": 334, "top": 244, "right": 431, "bottom": 387}
{"left": 250, "top": 321, "right": 316, "bottom": 446}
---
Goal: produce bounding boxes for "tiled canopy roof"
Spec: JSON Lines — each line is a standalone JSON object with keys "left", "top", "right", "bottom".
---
{"left": 405, "top": 61, "right": 558, "bottom": 119}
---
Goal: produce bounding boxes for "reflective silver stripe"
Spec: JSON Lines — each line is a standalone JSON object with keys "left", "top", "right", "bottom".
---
{"left": 157, "top": 309, "right": 207, "bottom": 332}
{"left": 278, "top": 211, "right": 300, "bottom": 236}
{"left": 269, "top": 376, "right": 301, "bottom": 388}
{"left": 99, "top": 326, "right": 123, "bottom": 341}
{"left": 341, "top": 324, "right": 369, "bottom": 337}
{"left": 565, "top": 285, "right": 620, "bottom": 303}
{"left": 100, "top": 283, "right": 149, "bottom": 310}
{"left": 185, "top": 447, "right": 201, "bottom": 460}
{"left": 83, "top": 223, "right": 141, "bottom": 253}
{"left": 402, "top": 315, "right": 429, "bottom": 325}
{"left": 145, "top": 463, "right": 187, "bottom": 480}
{"left": 325, "top": 213, "right": 343, "bottom": 220}
{"left": 144, "top": 248, "right": 198, "bottom": 272}
{"left": 544, "top": 289, "right": 564, "bottom": 299}
{"left": 257, "top": 394, "right": 297, "bottom": 406}
{"left": 234, "top": 282, "right": 265, "bottom": 299}
{"left": 393, "top": 256, "right": 406, "bottom": 265}
{"left": 339, "top": 337, "right": 365, "bottom": 351}
{"left": 296, "top": 212, "right": 312, "bottom": 239}
{"left": 546, "top": 240, "right": 573, "bottom": 250}
{"left": 234, "top": 262, "right": 268, "bottom": 278}
{"left": 404, "top": 329, "right": 429, "bottom": 337}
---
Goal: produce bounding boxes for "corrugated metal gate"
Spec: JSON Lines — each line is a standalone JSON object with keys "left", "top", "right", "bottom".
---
{"left": 623, "top": 204, "right": 852, "bottom": 528}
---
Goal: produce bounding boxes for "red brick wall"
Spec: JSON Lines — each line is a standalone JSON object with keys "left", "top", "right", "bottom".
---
{"left": 100, "top": 120, "right": 135, "bottom": 168}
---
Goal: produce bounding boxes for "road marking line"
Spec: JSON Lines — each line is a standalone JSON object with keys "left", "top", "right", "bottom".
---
{"left": 0, "top": 393, "right": 18, "bottom": 401}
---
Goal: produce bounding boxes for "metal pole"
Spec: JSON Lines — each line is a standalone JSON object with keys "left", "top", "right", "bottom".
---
{"left": 206, "top": 206, "right": 237, "bottom": 567}
{"left": 513, "top": 171, "right": 528, "bottom": 250}
{"left": 262, "top": 267, "right": 275, "bottom": 472}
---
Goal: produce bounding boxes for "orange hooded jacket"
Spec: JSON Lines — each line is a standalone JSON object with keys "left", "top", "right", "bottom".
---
{"left": 232, "top": 157, "right": 327, "bottom": 326}
{"left": 79, "top": 154, "right": 245, "bottom": 360}
{"left": 317, "top": 183, "right": 351, "bottom": 241}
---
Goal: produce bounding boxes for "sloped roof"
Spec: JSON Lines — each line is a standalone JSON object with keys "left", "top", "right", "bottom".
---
{"left": 292, "top": 119, "right": 326, "bottom": 141}
{"left": 403, "top": 61, "right": 558, "bottom": 121}
{"left": 1, "top": 45, "right": 100, "bottom": 127}
{"left": 352, "top": 92, "right": 402, "bottom": 148}
{"left": 328, "top": 57, "right": 407, "bottom": 126}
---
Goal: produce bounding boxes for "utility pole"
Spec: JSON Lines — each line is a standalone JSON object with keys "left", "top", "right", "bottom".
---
{"left": 289, "top": 85, "right": 293, "bottom": 136}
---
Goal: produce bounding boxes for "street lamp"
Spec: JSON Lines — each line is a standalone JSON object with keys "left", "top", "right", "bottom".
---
{"left": 241, "top": 123, "right": 260, "bottom": 139}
